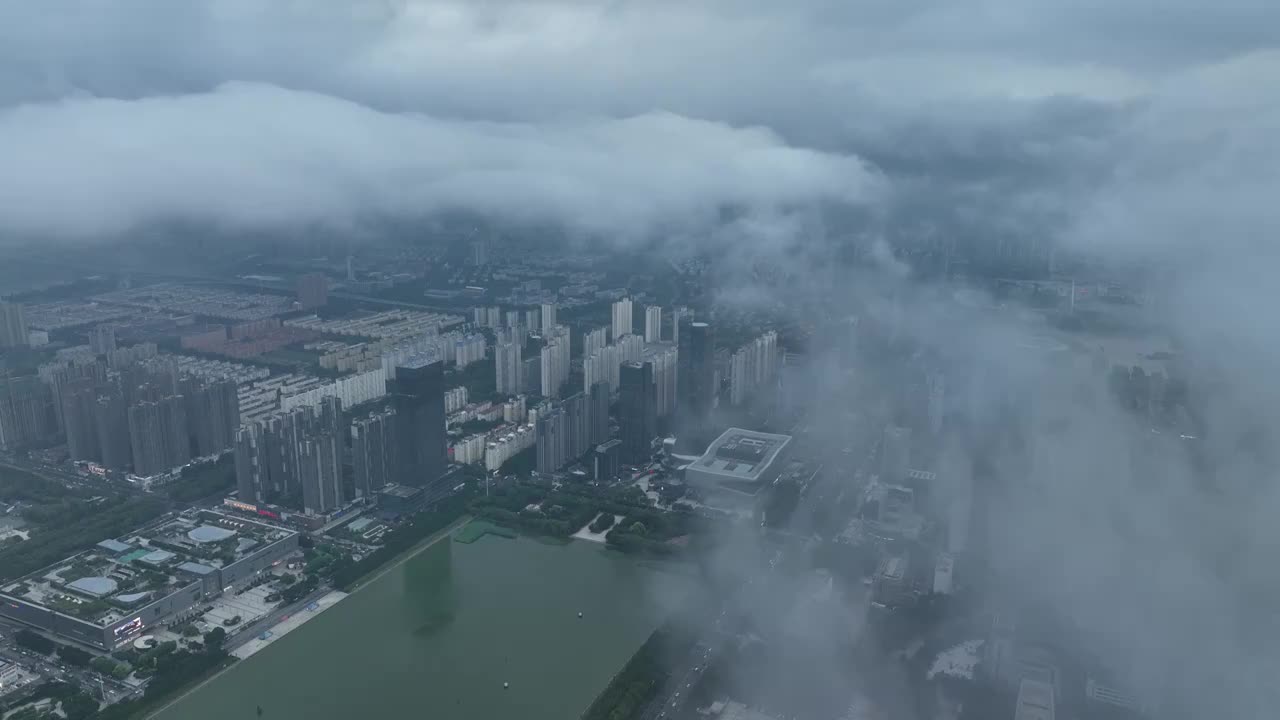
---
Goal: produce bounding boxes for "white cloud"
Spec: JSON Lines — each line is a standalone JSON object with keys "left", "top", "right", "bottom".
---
{"left": 0, "top": 82, "right": 881, "bottom": 241}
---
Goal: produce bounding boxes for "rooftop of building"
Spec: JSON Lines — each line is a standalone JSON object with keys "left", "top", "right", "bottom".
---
{"left": 690, "top": 428, "right": 792, "bottom": 483}
{"left": 379, "top": 484, "right": 422, "bottom": 499}
{"left": 0, "top": 511, "right": 296, "bottom": 627}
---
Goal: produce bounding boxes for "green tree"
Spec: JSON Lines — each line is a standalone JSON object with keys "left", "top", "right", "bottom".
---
{"left": 203, "top": 627, "right": 226, "bottom": 649}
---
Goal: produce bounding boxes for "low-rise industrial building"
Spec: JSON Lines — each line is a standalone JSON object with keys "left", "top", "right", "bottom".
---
{"left": 0, "top": 511, "right": 298, "bottom": 650}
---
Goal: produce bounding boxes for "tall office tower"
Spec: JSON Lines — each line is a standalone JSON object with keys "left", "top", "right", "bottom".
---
{"left": 619, "top": 362, "right": 657, "bottom": 464}
{"left": 392, "top": 359, "right": 447, "bottom": 495}
{"left": 563, "top": 391, "right": 590, "bottom": 461}
{"left": 351, "top": 408, "right": 397, "bottom": 499}
{"left": 589, "top": 381, "right": 611, "bottom": 446}
{"left": 881, "top": 425, "right": 913, "bottom": 482}
{"left": 0, "top": 302, "right": 28, "bottom": 348}
{"left": 296, "top": 273, "right": 329, "bottom": 309}
{"left": 298, "top": 432, "right": 342, "bottom": 516}
{"left": 470, "top": 238, "right": 488, "bottom": 266}
{"left": 541, "top": 303, "right": 557, "bottom": 332}
{"left": 525, "top": 308, "right": 541, "bottom": 333}
{"left": 685, "top": 323, "right": 715, "bottom": 419}
{"left": 611, "top": 298, "right": 633, "bottom": 341}
{"left": 644, "top": 306, "right": 662, "bottom": 343}
{"left": 88, "top": 325, "right": 117, "bottom": 355}
{"left": 235, "top": 423, "right": 267, "bottom": 504}
{"left": 583, "top": 327, "right": 608, "bottom": 359}
{"left": 594, "top": 439, "right": 622, "bottom": 481}
{"left": 495, "top": 340, "right": 523, "bottom": 395}
{"left": 927, "top": 372, "right": 946, "bottom": 435}
{"left": 93, "top": 389, "right": 131, "bottom": 470}
{"left": 62, "top": 378, "right": 102, "bottom": 462}
{"left": 535, "top": 406, "right": 566, "bottom": 474}
{"left": 0, "top": 377, "right": 54, "bottom": 451}
{"left": 669, "top": 307, "right": 689, "bottom": 345}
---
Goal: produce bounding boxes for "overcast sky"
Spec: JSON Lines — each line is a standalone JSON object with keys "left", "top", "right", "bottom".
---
{"left": 1, "top": 0, "right": 1276, "bottom": 258}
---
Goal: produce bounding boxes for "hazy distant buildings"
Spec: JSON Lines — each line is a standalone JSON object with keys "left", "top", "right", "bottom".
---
{"left": 89, "top": 325, "right": 117, "bottom": 355}
{"left": 536, "top": 406, "right": 566, "bottom": 474}
{"left": 611, "top": 298, "right": 633, "bottom": 340}
{"left": 541, "top": 303, "right": 557, "bottom": 332}
{"left": 619, "top": 361, "right": 657, "bottom": 463}
{"left": 881, "top": 425, "right": 912, "bottom": 482}
{"left": 296, "top": 273, "right": 329, "bottom": 309}
{"left": 644, "top": 306, "right": 662, "bottom": 343}
{"left": 0, "top": 302, "right": 27, "bottom": 349}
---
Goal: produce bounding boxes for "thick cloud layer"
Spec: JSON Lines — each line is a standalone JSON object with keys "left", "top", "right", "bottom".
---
{"left": 0, "top": 82, "right": 879, "bottom": 240}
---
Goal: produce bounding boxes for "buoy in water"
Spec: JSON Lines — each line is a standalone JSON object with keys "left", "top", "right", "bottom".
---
{"left": 503, "top": 682, "right": 510, "bottom": 689}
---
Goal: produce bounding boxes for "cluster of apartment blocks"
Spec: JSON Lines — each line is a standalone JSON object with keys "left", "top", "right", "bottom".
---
{"left": 305, "top": 331, "right": 485, "bottom": 375}
{"left": 3, "top": 349, "right": 241, "bottom": 477}
{"left": 0, "top": 511, "right": 299, "bottom": 651}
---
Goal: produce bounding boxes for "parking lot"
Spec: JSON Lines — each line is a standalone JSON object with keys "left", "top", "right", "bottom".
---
{"left": 200, "top": 585, "right": 278, "bottom": 630}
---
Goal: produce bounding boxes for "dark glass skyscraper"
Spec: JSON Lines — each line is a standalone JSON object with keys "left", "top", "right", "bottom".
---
{"left": 619, "top": 361, "right": 656, "bottom": 464}
{"left": 392, "top": 358, "right": 448, "bottom": 498}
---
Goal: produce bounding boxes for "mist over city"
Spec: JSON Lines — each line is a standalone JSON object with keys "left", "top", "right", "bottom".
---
{"left": 0, "top": 2, "right": 1277, "bottom": 720}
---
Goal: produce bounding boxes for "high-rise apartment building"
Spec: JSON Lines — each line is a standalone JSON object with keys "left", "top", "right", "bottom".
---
{"left": 728, "top": 331, "right": 779, "bottom": 406}
{"left": 563, "top": 391, "right": 590, "bottom": 462}
{"left": 594, "top": 439, "right": 621, "bottom": 482}
{"left": 541, "top": 303, "right": 557, "bottom": 332}
{"left": 645, "top": 306, "right": 662, "bottom": 343}
{"left": 583, "top": 327, "right": 608, "bottom": 359}
{"left": 535, "top": 406, "right": 566, "bottom": 474}
{"left": 299, "top": 432, "right": 342, "bottom": 516}
{"left": 351, "top": 408, "right": 397, "bottom": 499}
{"left": 539, "top": 326, "right": 570, "bottom": 399}
{"left": 611, "top": 298, "right": 633, "bottom": 341}
{"left": 0, "top": 302, "right": 28, "bottom": 349}
{"left": 128, "top": 395, "right": 189, "bottom": 477}
{"left": 93, "top": 389, "right": 131, "bottom": 470}
{"left": 181, "top": 376, "right": 240, "bottom": 457}
{"left": 495, "top": 340, "right": 523, "bottom": 395}
{"left": 0, "top": 377, "right": 54, "bottom": 451}
{"left": 644, "top": 344, "right": 678, "bottom": 418}
{"left": 392, "top": 359, "right": 448, "bottom": 498}
{"left": 619, "top": 361, "right": 657, "bottom": 464}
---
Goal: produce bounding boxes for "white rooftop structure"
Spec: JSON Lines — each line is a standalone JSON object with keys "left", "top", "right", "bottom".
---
{"left": 685, "top": 428, "right": 792, "bottom": 489}
{"left": 187, "top": 525, "right": 236, "bottom": 543}
{"left": 67, "top": 576, "right": 118, "bottom": 598}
